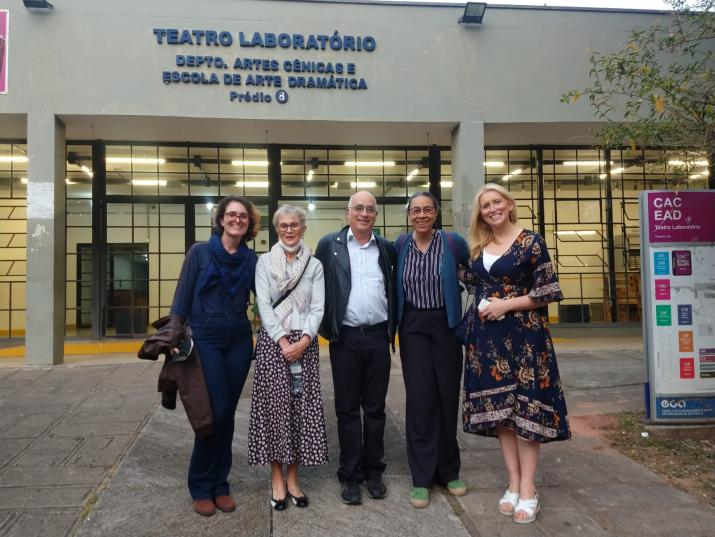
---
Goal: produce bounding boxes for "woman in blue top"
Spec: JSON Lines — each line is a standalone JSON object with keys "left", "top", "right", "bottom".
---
{"left": 170, "top": 195, "right": 260, "bottom": 517}
{"left": 395, "top": 192, "right": 470, "bottom": 509}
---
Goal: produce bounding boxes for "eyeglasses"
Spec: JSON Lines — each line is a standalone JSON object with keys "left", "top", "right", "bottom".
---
{"left": 348, "top": 204, "right": 377, "bottom": 215}
{"left": 409, "top": 206, "right": 436, "bottom": 216}
{"left": 223, "top": 211, "right": 249, "bottom": 222}
{"left": 277, "top": 222, "right": 302, "bottom": 232}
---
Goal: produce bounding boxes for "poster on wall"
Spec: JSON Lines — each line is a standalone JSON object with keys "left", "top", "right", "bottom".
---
{"left": 0, "top": 10, "right": 7, "bottom": 94}
{"left": 641, "top": 190, "right": 715, "bottom": 423}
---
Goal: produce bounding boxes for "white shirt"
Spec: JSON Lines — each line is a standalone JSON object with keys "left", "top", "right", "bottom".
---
{"left": 343, "top": 229, "right": 388, "bottom": 326}
{"left": 255, "top": 254, "right": 325, "bottom": 343}
{"left": 482, "top": 251, "right": 500, "bottom": 272}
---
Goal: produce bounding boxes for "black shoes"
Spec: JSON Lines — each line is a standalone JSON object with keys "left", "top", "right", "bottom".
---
{"left": 341, "top": 481, "right": 362, "bottom": 505}
{"left": 270, "top": 493, "right": 287, "bottom": 511}
{"left": 366, "top": 477, "right": 387, "bottom": 499}
{"left": 287, "top": 490, "right": 309, "bottom": 508}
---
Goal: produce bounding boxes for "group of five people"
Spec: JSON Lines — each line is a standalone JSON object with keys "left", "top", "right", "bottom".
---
{"left": 169, "top": 184, "right": 570, "bottom": 524}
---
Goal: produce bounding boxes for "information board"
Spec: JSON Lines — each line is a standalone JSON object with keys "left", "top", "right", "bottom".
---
{"left": 641, "top": 190, "right": 715, "bottom": 423}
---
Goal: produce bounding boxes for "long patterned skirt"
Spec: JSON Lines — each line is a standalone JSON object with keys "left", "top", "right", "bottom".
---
{"left": 248, "top": 328, "right": 328, "bottom": 466}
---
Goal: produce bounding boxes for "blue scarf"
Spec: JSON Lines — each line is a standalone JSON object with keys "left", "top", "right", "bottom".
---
{"left": 196, "top": 233, "right": 255, "bottom": 310}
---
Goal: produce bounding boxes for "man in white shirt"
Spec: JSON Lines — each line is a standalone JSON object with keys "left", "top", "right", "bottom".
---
{"left": 315, "top": 191, "right": 397, "bottom": 506}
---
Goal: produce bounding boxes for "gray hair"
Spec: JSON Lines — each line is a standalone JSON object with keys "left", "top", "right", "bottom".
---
{"left": 272, "top": 204, "right": 307, "bottom": 229}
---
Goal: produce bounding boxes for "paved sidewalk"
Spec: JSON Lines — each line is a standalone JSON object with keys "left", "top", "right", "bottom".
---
{"left": 0, "top": 339, "right": 714, "bottom": 536}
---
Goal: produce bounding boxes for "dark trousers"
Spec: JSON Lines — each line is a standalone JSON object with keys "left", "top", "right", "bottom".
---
{"left": 399, "top": 305, "right": 463, "bottom": 487}
{"left": 188, "top": 315, "right": 253, "bottom": 500}
{"left": 329, "top": 323, "right": 391, "bottom": 483}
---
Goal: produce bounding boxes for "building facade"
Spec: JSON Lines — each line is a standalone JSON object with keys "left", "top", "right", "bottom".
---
{"left": 0, "top": 0, "right": 709, "bottom": 364}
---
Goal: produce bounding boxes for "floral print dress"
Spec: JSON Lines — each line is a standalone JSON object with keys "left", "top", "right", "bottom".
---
{"left": 462, "top": 229, "right": 570, "bottom": 443}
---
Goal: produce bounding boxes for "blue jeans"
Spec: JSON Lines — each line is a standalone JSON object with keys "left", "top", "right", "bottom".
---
{"left": 187, "top": 314, "right": 253, "bottom": 500}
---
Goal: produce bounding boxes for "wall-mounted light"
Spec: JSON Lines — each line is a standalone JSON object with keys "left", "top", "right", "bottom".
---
{"left": 23, "top": 0, "right": 54, "bottom": 9}
{"left": 458, "top": 2, "right": 487, "bottom": 24}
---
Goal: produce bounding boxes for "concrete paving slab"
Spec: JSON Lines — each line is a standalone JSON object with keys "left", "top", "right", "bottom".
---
{"left": 0, "top": 467, "right": 107, "bottom": 487}
{"left": 0, "top": 414, "right": 61, "bottom": 439}
{"left": 65, "top": 435, "right": 133, "bottom": 467}
{"left": 0, "top": 485, "right": 91, "bottom": 509}
{"left": 0, "top": 439, "right": 32, "bottom": 467}
{"left": 10, "top": 437, "right": 83, "bottom": 467}
{"left": 2, "top": 510, "right": 77, "bottom": 537}
{"left": 47, "top": 420, "right": 141, "bottom": 438}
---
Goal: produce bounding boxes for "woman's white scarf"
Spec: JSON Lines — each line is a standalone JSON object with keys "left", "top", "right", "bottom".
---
{"left": 270, "top": 240, "right": 311, "bottom": 331}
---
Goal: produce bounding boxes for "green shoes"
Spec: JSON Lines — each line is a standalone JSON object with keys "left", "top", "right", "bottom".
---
{"left": 447, "top": 479, "right": 467, "bottom": 496}
{"left": 409, "top": 487, "right": 429, "bottom": 508}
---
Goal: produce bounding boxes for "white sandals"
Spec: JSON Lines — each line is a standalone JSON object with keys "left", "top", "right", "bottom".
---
{"left": 513, "top": 494, "right": 540, "bottom": 524}
{"left": 498, "top": 488, "right": 519, "bottom": 516}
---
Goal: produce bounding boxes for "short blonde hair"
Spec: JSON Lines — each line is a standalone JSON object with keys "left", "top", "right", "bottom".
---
{"left": 468, "top": 183, "right": 519, "bottom": 259}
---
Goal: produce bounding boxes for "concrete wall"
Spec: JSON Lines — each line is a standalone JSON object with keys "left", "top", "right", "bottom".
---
{"left": 0, "top": 1, "right": 663, "bottom": 128}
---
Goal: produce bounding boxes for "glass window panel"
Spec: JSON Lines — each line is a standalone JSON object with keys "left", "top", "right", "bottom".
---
{"left": 106, "top": 145, "right": 132, "bottom": 173}
{"left": 149, "top": 254, "right": 160, "bottom": 279}
{"left": 579, "top": 200, "right": 601, "bottom": 223}
{"left": 306, "top": 174, "right": 328, "bottom": 197}
{"left": 385, "top": 203, "right": 408, "bottom": 226}
{"left": 106, "top": 171, "right": 131, "bottom": 195}
{"left": 159, "top": 204, "right": 185, "bottom": 227}
{"left": 107, "top": 227, "right": 132, "bottom": 243}
{"left": 160, "top": 228, "right": 185, "bottom": 253}
{"left": 282, "top": 174, "right": 305, "bottom": 196}
{"left": 160, "top": 281, "right": 178, "bottom": 307}
{"left": 67, "top": 227, "right": 92, "bottom": 247}
{"left": 329, "top": 149, "right": 356, "bottom": 176}
{"left": 160, "top": 254, "right": 185, "bottom": 280}
{"left": 158, "top": 146, "right": 188, "bottom": 174}
{"left": 160, "top": 172, "right": 189, "bottom": 197}
{"left": 385, "top": 175, "right": 406, "bottom": 198}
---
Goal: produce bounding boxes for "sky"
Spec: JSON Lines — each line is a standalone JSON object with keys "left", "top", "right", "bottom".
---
{"left": 401, "top": 0, "right": 673, "bottom": 10}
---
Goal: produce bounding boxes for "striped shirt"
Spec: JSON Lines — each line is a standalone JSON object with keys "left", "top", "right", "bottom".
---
{"left": 404, "top": 231, "right": 444, "bottom": 309}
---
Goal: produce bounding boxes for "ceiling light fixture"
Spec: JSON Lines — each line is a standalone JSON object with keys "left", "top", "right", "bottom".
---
{"left": 350, "top": 181, "right": 377, "bottom": 188}
{"left": 132, "top": 179, "right": 167, "bottom": 187}
{"left": 0, "top": 156, "right": 29, "bottom": 163}
{"left": 235, "top": 181, "right": 269, "bottom": 188}
{"left": 107, "top": 157, "right": 166, "bottom": 165}
{"left": 344, "top": 161, "right": 395, "bottom": 167}
{"left": 231, "top": 160, "right": 269, "bottom": 167}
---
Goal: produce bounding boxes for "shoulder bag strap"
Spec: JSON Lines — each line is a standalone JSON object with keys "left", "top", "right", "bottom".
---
{"left": 272, "top": 256, "right": 312, "bottom": 309}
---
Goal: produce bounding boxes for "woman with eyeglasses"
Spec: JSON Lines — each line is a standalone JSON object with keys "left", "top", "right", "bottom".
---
{"left": 394, "top": 192, "right": 471, "bottom": 509}
{"left": 248, "top": 204, "right": 327, "bottom": 511}
{"left": 170, "top": 195, "right": 260, "bottom": 517}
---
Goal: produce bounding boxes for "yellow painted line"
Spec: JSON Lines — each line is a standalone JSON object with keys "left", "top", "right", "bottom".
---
{"left": 0, "top": 340, "right": 144, "bottom": 358}
{"left": 0, "top": 335, "right": 576, "bottom": 359}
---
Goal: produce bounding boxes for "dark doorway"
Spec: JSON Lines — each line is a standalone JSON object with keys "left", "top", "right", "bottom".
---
{"left": 105, "top": 244, "right": 149, "bottom": 336}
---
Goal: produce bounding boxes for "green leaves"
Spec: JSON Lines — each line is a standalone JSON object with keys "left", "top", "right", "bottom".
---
{"left": 562, "top": 0, "right": 715, "bottom": 163}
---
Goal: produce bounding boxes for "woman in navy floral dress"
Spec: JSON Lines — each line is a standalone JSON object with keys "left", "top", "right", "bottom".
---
{"left": 461, "top": 183, "right": 570, "bottom": 525}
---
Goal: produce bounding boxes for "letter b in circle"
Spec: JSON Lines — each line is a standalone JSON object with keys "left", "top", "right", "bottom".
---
{"left": 275, "top": 90, "right": 289, "bottom": 104}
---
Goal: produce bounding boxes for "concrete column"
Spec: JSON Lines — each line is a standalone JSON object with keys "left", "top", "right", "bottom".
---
{"left": 451, "top": 121, "right": 484, "bottom": 235}
{"left": 25, "top": 114, "right": 66, "bottom": 366}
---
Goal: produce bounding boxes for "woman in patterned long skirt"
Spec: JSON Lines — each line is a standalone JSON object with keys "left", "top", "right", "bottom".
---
{"left": 461, "top": 183, "right": 570, "bottom": 524}
{"left": 248, "top": 204, "right": 327, "bottom": 511}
